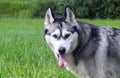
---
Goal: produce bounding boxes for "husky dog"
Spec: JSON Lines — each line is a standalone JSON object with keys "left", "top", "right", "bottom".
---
{"left": 44, "top": 7, "right": 120, "bottom": 78}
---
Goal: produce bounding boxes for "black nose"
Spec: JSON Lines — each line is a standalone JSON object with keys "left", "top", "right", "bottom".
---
{"left": 58, "top": 47, "right": 66, "bottom": 54}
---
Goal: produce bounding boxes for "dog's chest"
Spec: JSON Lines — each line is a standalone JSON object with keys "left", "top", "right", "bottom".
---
{"left": 66, "top": 55, "right": 91, "bottom": 78}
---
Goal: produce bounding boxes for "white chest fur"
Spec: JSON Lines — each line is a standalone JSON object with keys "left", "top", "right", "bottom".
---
{"left": 66, "top": 54, "right": 91, "bottom": 78}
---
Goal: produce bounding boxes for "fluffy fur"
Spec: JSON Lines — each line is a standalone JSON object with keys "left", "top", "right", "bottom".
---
{"left": 44, "top": 7, "right": 120, "bottom": 78}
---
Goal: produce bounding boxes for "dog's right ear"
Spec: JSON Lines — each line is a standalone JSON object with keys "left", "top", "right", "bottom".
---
{"left": 44, "top": 8, "right": 54, "bottom": 26}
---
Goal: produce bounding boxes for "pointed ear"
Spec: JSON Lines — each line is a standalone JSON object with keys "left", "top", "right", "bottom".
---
{"left": 44, "top": 8, "right": 54, "bottom": 26}
{"left": 65, "top": 7, "right": 76, "bottom": 24}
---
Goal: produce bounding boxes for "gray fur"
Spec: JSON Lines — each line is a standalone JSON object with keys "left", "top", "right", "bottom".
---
{"left": 44, "top": 7, "right": 120, "bottom": 78}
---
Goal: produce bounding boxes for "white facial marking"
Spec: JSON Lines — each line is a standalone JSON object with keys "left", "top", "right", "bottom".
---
{"left": 51, "top": 29, "right": 60, "bottom": 38}
{"left": 45, "top": 28, "right": 78, "bottom": 59}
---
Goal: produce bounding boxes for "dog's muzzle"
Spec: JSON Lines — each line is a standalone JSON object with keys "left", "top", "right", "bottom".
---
{"left": 58, "top": 47, "right": 68, "bottom": 68}
{"left": 58, "top": 47, "right": 66, "bottom": 54}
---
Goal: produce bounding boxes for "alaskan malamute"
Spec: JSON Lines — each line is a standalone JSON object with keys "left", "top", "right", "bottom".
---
{"left": 44, "top": 7, "right": 120, "bottom": 78}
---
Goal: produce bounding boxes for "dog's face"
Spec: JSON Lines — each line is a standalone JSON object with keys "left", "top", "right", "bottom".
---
{"left": 44, "top": 7, "right": 78, "bottom": 68}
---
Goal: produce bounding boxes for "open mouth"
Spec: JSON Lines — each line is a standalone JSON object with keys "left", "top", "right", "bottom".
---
{"left": 58, "top": 54, "right": 68, "bottom": 68}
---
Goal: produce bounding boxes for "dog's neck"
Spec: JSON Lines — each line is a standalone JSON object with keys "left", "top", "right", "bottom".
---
{"left": 72, "top": 22, "right": 92, "bottom": 65}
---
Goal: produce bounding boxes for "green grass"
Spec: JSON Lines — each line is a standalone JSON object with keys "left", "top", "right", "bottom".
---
{"left": 0, "top": 18, "right": 120, "bottom": 78}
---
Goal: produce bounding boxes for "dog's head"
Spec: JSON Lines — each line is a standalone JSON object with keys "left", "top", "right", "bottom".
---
{"left": 44, "top": 7, "right": 78, "bottom": 68}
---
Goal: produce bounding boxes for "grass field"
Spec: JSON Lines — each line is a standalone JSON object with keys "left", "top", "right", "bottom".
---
{"left": 0, "top": 18, "right": 120, "bottom": 78}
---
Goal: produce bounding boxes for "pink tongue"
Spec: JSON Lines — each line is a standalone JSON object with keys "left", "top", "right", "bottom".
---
{"left": 58, "top": 54, "right": 68, "bottom": 68}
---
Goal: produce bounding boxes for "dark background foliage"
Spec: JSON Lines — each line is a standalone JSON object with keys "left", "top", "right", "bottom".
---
{"left": 0, "top": 0, "right": 120, "bottom": 18}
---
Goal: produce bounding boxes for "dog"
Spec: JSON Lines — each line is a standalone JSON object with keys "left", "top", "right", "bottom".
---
{"left": 44, "top": 7, "right": 120, "bottom": 78}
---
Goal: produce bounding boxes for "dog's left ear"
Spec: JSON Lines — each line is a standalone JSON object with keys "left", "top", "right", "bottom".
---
{"left": 44, "top": 8, "right": 54, "bottom": 26}
{"left": 65, "top": 7, "right": 76, "bottom": 24}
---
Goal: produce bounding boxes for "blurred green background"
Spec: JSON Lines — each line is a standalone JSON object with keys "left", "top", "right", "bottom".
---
{"left": 0, "top": 0, "right": 120, "bottom": 78}
{"left": 0, "top": 0, "right": 120, "bottom": 19}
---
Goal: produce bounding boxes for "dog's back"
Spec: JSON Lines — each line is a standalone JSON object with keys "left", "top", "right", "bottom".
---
{"left": 105, "top": 27, "right": 120, "bottom": 78}
{"left": 75, "top": 22, "right": 120, "bottom": 78}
